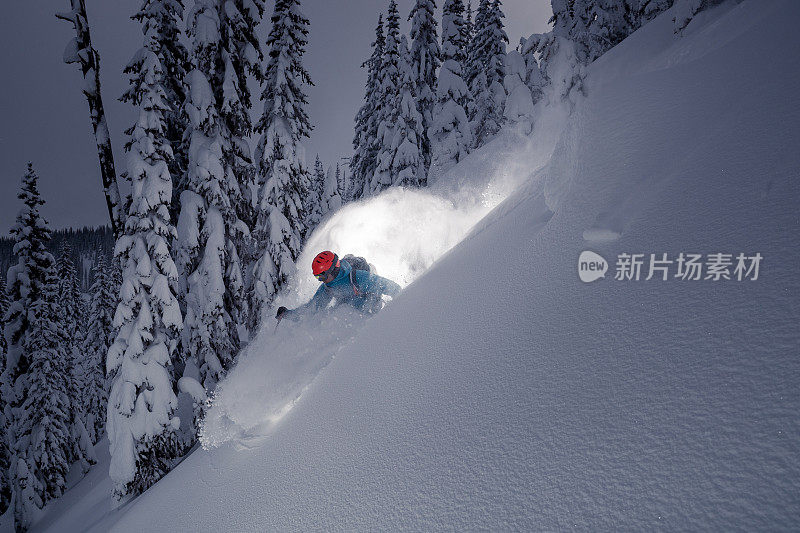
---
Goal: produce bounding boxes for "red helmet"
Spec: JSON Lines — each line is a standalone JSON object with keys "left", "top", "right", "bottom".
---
{"left": 312, "top": 251, "right": 340, "bottom": 279}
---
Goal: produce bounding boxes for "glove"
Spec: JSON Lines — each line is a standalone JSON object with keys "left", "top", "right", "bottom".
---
{"left": 276, "top": 306, "right": 288, "bottom": 320}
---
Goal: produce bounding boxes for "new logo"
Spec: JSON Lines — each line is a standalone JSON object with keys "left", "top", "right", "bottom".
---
{"left": 578, "top": 251, "right": 608, "bottom": 283}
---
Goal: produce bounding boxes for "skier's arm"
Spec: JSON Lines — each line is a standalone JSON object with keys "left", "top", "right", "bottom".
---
{"left": 278, "top": 284, "right": 333, "bottom": 320}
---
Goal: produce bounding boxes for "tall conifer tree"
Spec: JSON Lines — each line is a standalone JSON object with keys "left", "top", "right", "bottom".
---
{"left": 127, "top": 0, "right": 190, "bottom": 220}
{"left": 430, "top": 0, "right": 472, "bottom": 178}
{"left": 108, "top": 15, "right": 183, "bottom": 500}
{"left": 351, "top": 14, "right": 385, "bottom": 200}
{"left": 178, "top": 0, "right": 249, "bottom": 389}
{"left": 250, "top": 0, "right": 314, "bottom": 329}
{"left": 408, "top": 0, "right": 440, "bottom": 177}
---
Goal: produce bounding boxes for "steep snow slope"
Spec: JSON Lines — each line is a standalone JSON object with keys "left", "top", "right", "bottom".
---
{"left": 45, "top": 0, "right": 800, "bottom": 530}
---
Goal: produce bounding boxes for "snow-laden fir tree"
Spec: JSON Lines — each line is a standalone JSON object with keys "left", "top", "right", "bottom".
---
{"left": 1, "top": 165, "right": 52, "bottom": 526}
{"left": 335, "top": 163, "right": 346, "bottom": 202}
{"left": 108, "top": 25, "right": 183, "bottom": 501}
{"left": 2, "top": 166, "right": 51, "bottom": 529}
{"left": 548, "top": 0, "right": 666, "bottom": 65}
{"left": 534, "top": 0, "right": 645, "bottom": 106}
{"left": 0, "top": 276, "right": 9, "bottom": 516}
{"left": 55, "top": 244, "right": 86, "bottom": 346}
{"left": 306, "top": 154, "right": 325, "bottom": 231}
{"left": 580, "top": 0, "right": 629, "bottom": 61}
{"left": 82, "top": 254, "right": 117, "bottom": 443}
{"left": 250, "top": 0, "right": 313, "bottom": 329}
{"left": 466, "top": 0, "right": 508, "bottom": 149}
{"left": 322, "top": 163, "right": 343, "bottom": 217}
{"left": 126, "top": 0, "right": 190, "bottom": 221}
{"left": 464, "top": 1, "right": 474, "bottom": 54}
{"left": 369, "top": 2, "right": 402, "bottom": 195}
{"left": 429, "top": 0, "right": 472, "bottom": 179}
{"left": 519, "top": 34, "right": 546, "bottom": 104}
{"left": 639, "top": 0, "right": 673, "bottom": 22}
{"left": 0, "top": 165, "right": 71, "bottom": 530}
{"left": 0, "top": 277, "right": 7, "bottom": 411}
{"left": 395, "top": 35, "right": 426, "bottom": 187}
{"left": 502, "top": 49, "right": 536, "bottom": 131}
{"left": 217, "top": 0, "right": 265, "bottom": 232}
{"left": 0, "top": 277, "right": 8, "bottom": 365}
{"left": 351, "top": 14, "right": 385, "bottom": 201}
{"left": 0, "top": 413, "right": 9, "bottom": 518}
{"left": 3, "top": 165, "right": 52, "bottom": 388}
{"left": 464, "top": 0, "right": 488, "bottom": 97}
{"left": 54, "top": 244, "right": 95, "bottom": 474}
{"left": 408, "top": 0, "right": 440, "bottom": 177}
{"left": 371, "top": 2, "right": 425, "bottom": 193}
{"left": 178, "top": 0, "right": 250, "bottom": 392}
{"left": 14, "top": 262, "right": 74, "bottom": 529}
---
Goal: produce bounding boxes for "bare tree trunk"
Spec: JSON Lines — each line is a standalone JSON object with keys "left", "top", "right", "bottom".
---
{"left": 57, "top": 0, "right": 123, "bottom": 238}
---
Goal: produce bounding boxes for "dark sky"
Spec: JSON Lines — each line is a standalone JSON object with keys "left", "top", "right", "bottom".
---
{"left": 0, "top": 0, "right": 552, "bottom": 234}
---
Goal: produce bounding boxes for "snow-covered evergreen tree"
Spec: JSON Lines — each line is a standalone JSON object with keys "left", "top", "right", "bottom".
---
{"left": 466, "top": 0, "right": 508, "bottom": 149}
{"left": 0, "top": 278, "right": 7, "bottom": 362}
{"left": 585, "top": 1, "right": 630, "bottom": 60}
{"left": 0, "top": 277, "right": 9, "bottom": 516}
{"left": 335, "top": 163, "right": 346, "bottom": 201}
{"left": 3, "top": 165, "right": 51, "bottom": 385}
{"left": 82, "top": 254, "right": 116, "bottom": 444}
{"left": 1, "top": 165, "right": 73, "bottom": 530}
{"left": 306, "top": 154, "right": 325, "bottom": 230}
{"left": 54, "top": 244, "right": 95, "bottom": 473}
{"left": 371, "top": 4, "right": 426, "bottom": 193}
{"left": 408, "top": 0, "right": 440, "bottom": 177}
{"left": 321, "top": 163, "right": 343, "bottom": 217}
{"left": 369, "top": 3, "right": 401, "bottom": 194}
{"left": 351, "top": 14, "right": 385, "bottom": 201}
{"left": 503, "top": 49, "right": 535, "bottom": 131}
{"left": 548, "top": 0, "right": 664, "bottom": 65}
{"left": 429, "top": 0, "right": 472, "bottom": 179}
{"left": 485, "top": 0, "right": 508, "bottom": 109}
{"left": 396, "top": 35, "right": 426, "bottom": 187}
{"left": 0, "top": 412, "right": 9, "bottom": 518}
{"left": 250, "top": 0, "right": 314, "bottom": 329}
{"left": 126, "top": 0, "right": 190, "bottom": 221}
{"left": 640, "top": 0, "right": 673, "bottom": 22}
{"left": 464, "top": 0, "right": 474, "bottom": 56}
{"left": 178, "top": 1, "right": 249, "bottom": 392}
{"left": 520, "top": 34, "right": 546, "bottom": 104}
{"left": 108, "top": 22, "right": 183, "bottom": 501}
{"left": 15, "top": 263, "right": 73, "bottom": 518}
{"left": 55, "top": 244, "right": 85, "bottom": 349}
{"left": 218, "top": 0, "right": 265, "bottom": 232}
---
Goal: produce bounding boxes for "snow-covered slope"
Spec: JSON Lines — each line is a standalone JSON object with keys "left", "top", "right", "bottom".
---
{"left": 43, "top": 0, "right": 800, "bottom": 530}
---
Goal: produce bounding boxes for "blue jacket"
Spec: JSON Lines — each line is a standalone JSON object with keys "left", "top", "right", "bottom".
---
{"left": 286, "top": 260, "right": 401, "bottom": 317}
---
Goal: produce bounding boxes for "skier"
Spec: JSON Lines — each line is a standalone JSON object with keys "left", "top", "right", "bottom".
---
{"left": 276, "top": 251, "right": 401, "bottom": 321}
